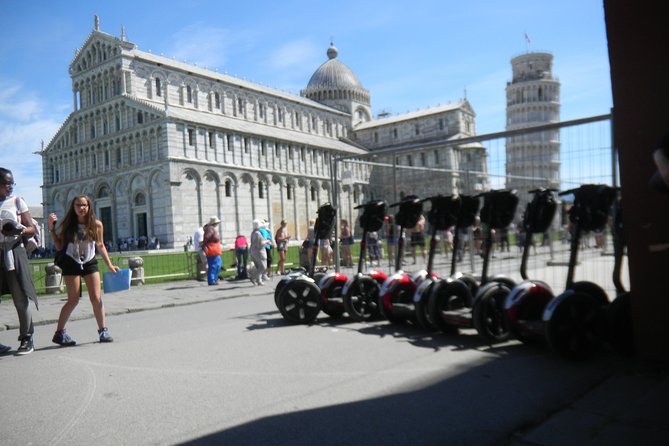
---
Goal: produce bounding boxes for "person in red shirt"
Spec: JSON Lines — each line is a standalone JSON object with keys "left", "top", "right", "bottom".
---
{"left": 234, "top": 234, "right": 248, "bottom": 279}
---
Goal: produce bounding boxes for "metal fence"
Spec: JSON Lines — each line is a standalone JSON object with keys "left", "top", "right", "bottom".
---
{"left": 331, "top": 114, "right": 627, "bottom": 299}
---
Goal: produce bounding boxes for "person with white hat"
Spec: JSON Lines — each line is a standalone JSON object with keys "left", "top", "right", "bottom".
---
{"left": 202, "top": 216, "right": 222, "bottom": 285}
{"left": 249, "top": 219, "right": 270, "bottom": 285}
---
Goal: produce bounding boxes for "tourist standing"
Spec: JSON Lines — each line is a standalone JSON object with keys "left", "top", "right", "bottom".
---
{"left": 275, "top": 219, "right": 290, "bottom": 275}
{"left": 234, "top": 234, "right": 248, "bottom": 279}
{"left": 202, "top": 216, "right": 222, "bottom": 285}
{"left": 48, "top": 194, "right": 118, "bottom": 346}
{"left": 339, "top": 219, "right": 353, "bottom": 267}
{"left": 249, "top": 219, "right": 270, "bottom": 286}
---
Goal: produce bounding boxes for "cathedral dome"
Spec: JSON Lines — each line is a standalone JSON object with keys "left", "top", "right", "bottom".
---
{"left": 301, "top": 43, "right": 370, "bottom": 109}
{"left": 306, "top": 44, "right": 364, "bottom": 90}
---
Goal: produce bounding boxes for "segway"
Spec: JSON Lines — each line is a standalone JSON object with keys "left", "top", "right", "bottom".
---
{"left": 339, "top": 200, "right": 389, "bottom": 322}
{"left": 503, "top": 188, "right": 559, "bottom": 344}
{"left": 427, "top": 189, "right": 519, "bottom": 343}
{"left": 413, "top": 194, "right": 462, "bottom": 330}
{"left": 275, "top": 203, "right": 337, "bottom": 324}
{"left": 542, "top": 184, "right": 617, "bottom": 360}
{"left": 378, "top": 195, "right": 424, "bottom": 324}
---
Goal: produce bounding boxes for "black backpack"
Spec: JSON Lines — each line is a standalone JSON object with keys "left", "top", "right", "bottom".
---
{"left": 523, "top": 189, "right": 557, "bottom": 234}
{"left": 358, "top": 200, "right": 387, "bottom": 232}
{"left": 314, "top": 203, "right": 337, "bottom": 240}
{"left": 395, "top": 195, "right": 423, "bottom": 229}
{"left": 457, "top": 195, "right": 480, "bottom": 229}
{"left": 569, "top": 185, "right": 615, "bottom": 232}
{"left": 480, "top": 189, "right": 519, "bottom": 229}
{"left": 427, "top": 195, "right": 461, "bottom": 231}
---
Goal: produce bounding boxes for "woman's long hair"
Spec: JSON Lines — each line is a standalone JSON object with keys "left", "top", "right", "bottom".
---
{"left": 57, "top": 195, "right": 98, "bottom": 243}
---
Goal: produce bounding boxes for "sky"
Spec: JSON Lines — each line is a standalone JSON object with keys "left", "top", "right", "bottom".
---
{"left": 0, "top": 0, "right": 612, "bottom": 206}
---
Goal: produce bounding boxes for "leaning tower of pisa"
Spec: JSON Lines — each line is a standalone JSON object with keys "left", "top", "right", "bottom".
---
{"left": 505, "top": 52, "right": 561, "bottom": 220}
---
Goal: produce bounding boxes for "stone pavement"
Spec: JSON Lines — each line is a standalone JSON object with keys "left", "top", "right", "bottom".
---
{"left": 0, "top": 275, "right": 666, "bottom": 446}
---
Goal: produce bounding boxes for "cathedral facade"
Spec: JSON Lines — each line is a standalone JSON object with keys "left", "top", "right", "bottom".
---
{"left": 41, "top": 18, "right": 484, "bottom": 248}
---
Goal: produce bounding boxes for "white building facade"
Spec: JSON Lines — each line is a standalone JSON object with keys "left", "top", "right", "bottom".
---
{"left": 41, "top": 18, "right": 485, "bottom": 248}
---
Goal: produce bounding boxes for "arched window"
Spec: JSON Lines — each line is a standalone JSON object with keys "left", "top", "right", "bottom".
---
{"left": 134, "top": 193, "right": 146, "bottom": 206}
{"left": 258, "top": 181, "right": 265, "bottom": 199}
{"left": 97, "top": 186, "right": 110, "bottom": 198}
{"left": 214, "top": 92, "right": 220, "bottom": 109}
{"left": 286, "top": 184, "right": 292, "bottom": 200}
{"left": 155, "top": 78, "right": 162, "bottom": 97}
{"left": 310, "top": 186, "right": 316, "bottom": 201}
{"left": 137, "top": 112, "right": 143, "bottom": 124}
{"left": 224, "top": 179, "right": 232, "bottom": 197}
{"left": 186, "top": 85, "right": 193, "bottom": 103}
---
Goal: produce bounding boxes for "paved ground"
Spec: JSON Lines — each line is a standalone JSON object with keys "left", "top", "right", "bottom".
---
{"left": 0, "top": 266, "right": 665, "bottom": 445}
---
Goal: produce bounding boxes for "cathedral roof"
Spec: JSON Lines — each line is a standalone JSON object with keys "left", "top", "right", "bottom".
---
{"left": 305, "top": 44, "right": 364, "bottom": 91}
{"left": 355, "top": 100, "right": 472, "bottom": 130}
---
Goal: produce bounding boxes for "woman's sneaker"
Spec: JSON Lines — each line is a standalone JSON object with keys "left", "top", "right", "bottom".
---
{"left": 52, "top": 330, "right": 76, "bottom": 347}
{"left": 98, "top": 327, "right": 113, "bottom": 343}
{"left": 17, "top": 336, "right": 34, "bottom": 355}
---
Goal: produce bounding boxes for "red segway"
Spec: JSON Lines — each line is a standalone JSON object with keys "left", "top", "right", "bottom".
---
{"left": 413, "top": 194, "right": 462, "bottom": 330}
{"left": 275, "top": 203, "right": 337, "bottom": 324}
{"left": 427, "top": 189, "right": 519, "bottom": 343}
{"left": 339, "top": 200, "right": 389, "bottom": 322}
{"left": 503, "top": 188, "right": 559, "bottom": 344}
{"left": 379, "top": 195, "right": 424, "bottom": 324}
{"left": 542, "top": 184, "right": 617, "bottom": 360}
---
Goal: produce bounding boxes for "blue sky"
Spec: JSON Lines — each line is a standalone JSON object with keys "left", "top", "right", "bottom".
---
{"left": 0, "top": 0, "right": 612, "bottom": 206}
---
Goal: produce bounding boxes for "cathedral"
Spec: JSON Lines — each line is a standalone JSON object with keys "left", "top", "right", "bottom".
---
{"left": 41, "top": 17, "right": 487, "bottom": 248}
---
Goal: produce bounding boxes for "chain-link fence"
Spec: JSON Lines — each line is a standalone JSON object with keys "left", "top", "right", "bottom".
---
{"left": 332, "top": 114, "right": 626, "bottom": 299}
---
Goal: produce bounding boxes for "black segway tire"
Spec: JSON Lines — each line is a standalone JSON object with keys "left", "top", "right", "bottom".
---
{"left": 606, "top": 292, "right": 635, "bottom": 357}
{"left": 427, "top": 280, "right": 470, "bottom": 334}
{"left": 321, "top": 282, "right": 346, "bottom": 318}
{"left": 544, "top": 291, "right": 607, "bottom": 360}
{"left": 472, "top": 283, "right": 512, "bottom": 343}
{"left": 277, "top": 279, "right": 322, "bottom": 324}
{"left": 380, "top": 284, "right": 416, "bottom": 325}
{"left": 343, "top": 276, "right": 381, "bottom": 322}
{"left": 414, "top": 279, "right": 438, "bottom": 330}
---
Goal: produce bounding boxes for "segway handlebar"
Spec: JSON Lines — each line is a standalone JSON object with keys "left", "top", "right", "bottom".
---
{"left": 529, "top": 187, "right": 558, "bottom": 195}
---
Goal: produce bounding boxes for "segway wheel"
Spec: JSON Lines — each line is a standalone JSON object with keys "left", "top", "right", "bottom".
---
{"left": 428, "top": 280, "right": 470, "bottom": 334}
{"left": 343, "top": 276, "right": 381, "bottom": 322}
{"left": 414, "top": 279, "right": 438, "bottom": 330}
{"left": 380, "top": 284, "right": 416, "bottom": 325}
{"left": 545, "top": 291, "right": 606, "bottom": 360}
{"left": 472, "top": 284, "right": 512, "bottom": 343}
{"left": 321, "top": 282, "right": 346, "bottom": 318}
{"left": 277, "top": 280, "right": 322, "bottom": 324}
{"left": 607, "top": 292, "right": 635, "bottom": 357}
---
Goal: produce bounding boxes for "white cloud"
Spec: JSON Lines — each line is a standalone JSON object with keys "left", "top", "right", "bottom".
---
{"left": 0, "top": 80, "right": 64, "bottom": 205}
{"left": 167, "top": 24, "right": 258, "bottom": 69}
{"left": 0, "top": 81, "right": 45, "bottom": 121}
{"left": 268, "top": 39, "right": 320, "bottom": 70}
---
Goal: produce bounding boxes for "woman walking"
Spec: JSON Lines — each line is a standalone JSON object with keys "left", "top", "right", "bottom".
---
{"left": 0, "top": 167, "right": 38, "bottom": 355}
{"left": 48, "top": 195, "right": 119, "bottom": 346}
